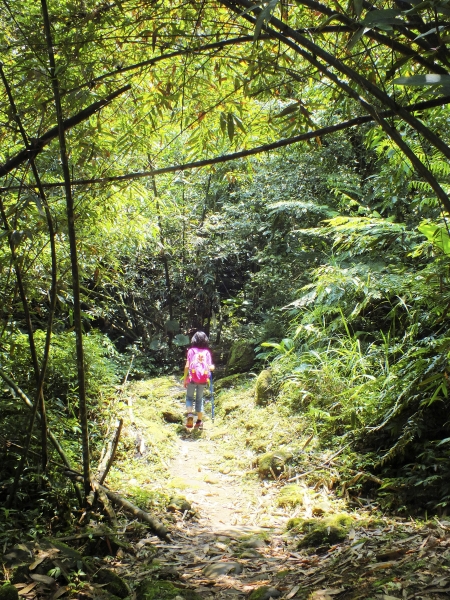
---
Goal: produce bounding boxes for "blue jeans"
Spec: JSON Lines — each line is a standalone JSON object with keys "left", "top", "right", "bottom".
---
{"left": 186, "top": 382, "right": 205, "bottom": 413}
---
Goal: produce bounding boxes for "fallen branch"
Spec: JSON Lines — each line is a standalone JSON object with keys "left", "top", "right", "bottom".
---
{"left": 96, "top": 418, "right": 123, "bottom": 485}
{"left": 91, "top": 478, "right": 118, "bottom": 527}
{"left": 3, "top": 94, "right": 449, "bottom": 191}
{"left": 65, "top": 470, "right": 169, "bottom": 539}
{"left": 287, "top": 443, "right": 350, "bottom": 482}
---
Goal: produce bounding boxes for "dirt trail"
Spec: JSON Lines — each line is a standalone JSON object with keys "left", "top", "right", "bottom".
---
{"left": 171, "top": 435, "right": 248, "bottom": 526}
{"left": 143, "top": 384, "right": 293, "bottom": 598}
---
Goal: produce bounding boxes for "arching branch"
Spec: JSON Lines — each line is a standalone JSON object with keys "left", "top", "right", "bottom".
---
{"left": 0, "top": 84, "right": 131, "bottom": 179}
{"left": 2, "top": 94, "right": 449, "bottom": 192}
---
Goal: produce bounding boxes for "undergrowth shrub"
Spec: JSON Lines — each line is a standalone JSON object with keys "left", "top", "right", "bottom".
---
{"left": 3, "top": 330, "right": 118, "bottom": 403}
{"left": 259, "top": 218, "right": 450, "bottom": 511}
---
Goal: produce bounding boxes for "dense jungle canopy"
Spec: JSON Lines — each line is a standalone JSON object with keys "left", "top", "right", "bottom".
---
{"left": 4, "top": 0, "right": 450, "bottom": 594}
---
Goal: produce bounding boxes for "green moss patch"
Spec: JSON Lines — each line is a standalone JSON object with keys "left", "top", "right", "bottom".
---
{"left": 0, "top": 585, "right": 19, "bottom": 600}
{"left": 168, "top": 477, "right": 189, "bottom": 490}
{"left": 214, "top": 373, "right": 248, "bottom": 391}
{"left": 167, "top": 495, "right": 191, "bottom": 512}
{"left": 249, "top": 586, "right": 281, "bottom": 600}
{"left": 277, "top": 484, "right": 303, "bottom": 508}
{"left": 220, "top": 399, "right": 241, "bottom": 415}
{"left": 136, "top": 579, "right": 200, "bottom": 600}
{"left": 255, "top": 369, "right": 274, "bottom": 406}
{"left": 296, "top": 514, "right": 354, "bottom": 549}
{"left": 126, "top": 486, "right": 170, "bottom": 510}
{"left": 286, "top": 517, "right": 304, "bottom": 531}
{"left": 94, "top": 569, "right": 129, "bottom": 598}
{"left": 257, "top": 450, "right": 292, "bottom": 478}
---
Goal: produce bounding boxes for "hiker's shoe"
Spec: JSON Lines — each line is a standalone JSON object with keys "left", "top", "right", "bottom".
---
{"left": 186, "top": 414, "right": 194, "bottom": 428}
{"left": 194, "top": 420, "right": 203, "bottom": 430}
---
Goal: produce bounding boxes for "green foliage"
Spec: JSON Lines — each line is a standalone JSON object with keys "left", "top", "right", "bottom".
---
{"left": 2, "top": 330, "right": 117, "bottom": 402}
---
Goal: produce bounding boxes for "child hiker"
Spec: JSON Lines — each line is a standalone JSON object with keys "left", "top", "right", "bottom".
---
{"left": 183, "top": 331, "right": 214, "bottom": 429}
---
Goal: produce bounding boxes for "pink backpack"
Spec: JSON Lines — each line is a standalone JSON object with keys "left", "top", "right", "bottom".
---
{"left": 189, "top": 348, "right": 211, "bottom": 384}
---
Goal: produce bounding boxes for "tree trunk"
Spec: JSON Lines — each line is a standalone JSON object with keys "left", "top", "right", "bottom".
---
{"left": 41, "top": 0, "right": 91, "bottom": 500}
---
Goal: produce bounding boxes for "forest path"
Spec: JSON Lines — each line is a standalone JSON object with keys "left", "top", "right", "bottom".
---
{"left": 112, "top": 377, "right": 450, "bottom": 600}
{"left": 118, "top": 376, "right": 301, "bottom": 598}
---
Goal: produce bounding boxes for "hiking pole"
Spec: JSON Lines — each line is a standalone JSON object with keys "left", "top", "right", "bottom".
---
{"left": 210, "top": 372, "right": 215, "bottom": 423}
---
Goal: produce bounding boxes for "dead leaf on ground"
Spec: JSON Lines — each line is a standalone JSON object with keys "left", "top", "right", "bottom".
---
{"left": 376, "top": 548, "right": 407, "bottom": 561}
{"left": 51, "top": 587, "right": 69, "bottom": 600}
{"left": 285, "top": 584, "right": 301, "bottom": 599}
{"left": 29, "top": 574, "right": 55, "bottom": 585}
{"left": 309, "top": 591, "right": 332, "bottom": 600}
{"left": 18, "top": 582, "right": 38, "bottom": 596}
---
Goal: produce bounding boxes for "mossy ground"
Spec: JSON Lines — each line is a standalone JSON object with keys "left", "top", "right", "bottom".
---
{"left": 108, "top": 375, "right": 351, "bottom": 526}
{"left": 136, "top": 579, "right": 200, "bottom": 600}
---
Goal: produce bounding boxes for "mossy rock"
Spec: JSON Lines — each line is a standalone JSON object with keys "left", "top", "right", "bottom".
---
{"left": 327, "top": 513, "right": 354, "bottom": 528}
{"left": 162, "top": 410, "right": 183, "bottom": 424}
{"left": 297, "top": 514, "right": 353, "bottom": 549}
{"left": 167, "top": 495, "right": 191, "bottom": 513}
{"left": 94, "top": 569, "right": 129, "bottom": 598}
{"left": 257, "top": 450, "right": 292, "bottom": 478}
{"left": 286, "top": 517, "right": 304, "bottom": 531}
{"left": 225, "top": 340, "right": 255, "bottom": 376}
{"left": 249, "top": 586, "right": 281, "bottom": 600}
{"left": 214, "top": 373, "right": 247, "bottom": 391}
{"left": 0, "top": 585, "right": 19, "bottom": 600}
{"left": 356, "top": 517, "right": 385, "bottom": 529}
{"left": 311, "top": 503, "right": 329, "bottom": 517}
{"left": 255, "top": 369, "right": 273, "bottom": 406}
{"left": 299, "top": 525, "right": 347, "bottom": 548}
{"left": 10, "top": 565, "right": 29, "bottom": 584}
{"left": 136, "top": 579, "right": 200, "bottom": 600}
{"left": 277, "top": 484, "right": 303, "bottom": 508}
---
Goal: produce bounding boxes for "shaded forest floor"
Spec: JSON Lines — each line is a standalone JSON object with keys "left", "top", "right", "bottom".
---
{"left": 4, "top": 377, "right": 450, "bottom": 600}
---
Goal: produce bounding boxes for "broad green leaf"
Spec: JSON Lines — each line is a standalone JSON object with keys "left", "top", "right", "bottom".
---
{"left": 220, "top": 112, "right": 227, "bottom": 136}
{"left": 317, "top": 14, "right": 343, "bottom": 31}
{"left": 386, "top": 55, "right": 412, "bottom": 79}
{"left": 275, "top": 103, "right": 300, "bottom": 118}
{"left": 418, "top": 223, "right": 450, "bottom": 254}
{"left": 362, "top": 9, "right": 402, "bottom": 26}
{"left": 437, "top": 437, "right": 450, "bottom": 446}
{"left": 414, "top": 26, "right": 445, "bottom": 40}
{"left": 173, "top": 334, "right": 190, "bottom": 346}
{"left": 404, "top": 0, "right": 432, "bottom": 13}
{"left": 165, "top": 319, "right": 180, "bottom": 333}
{"left": 233, "top": 114, "right": 246, "bottom": 133}
{"left": 149, "top": 339, "right": 162, "bottom": 351}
